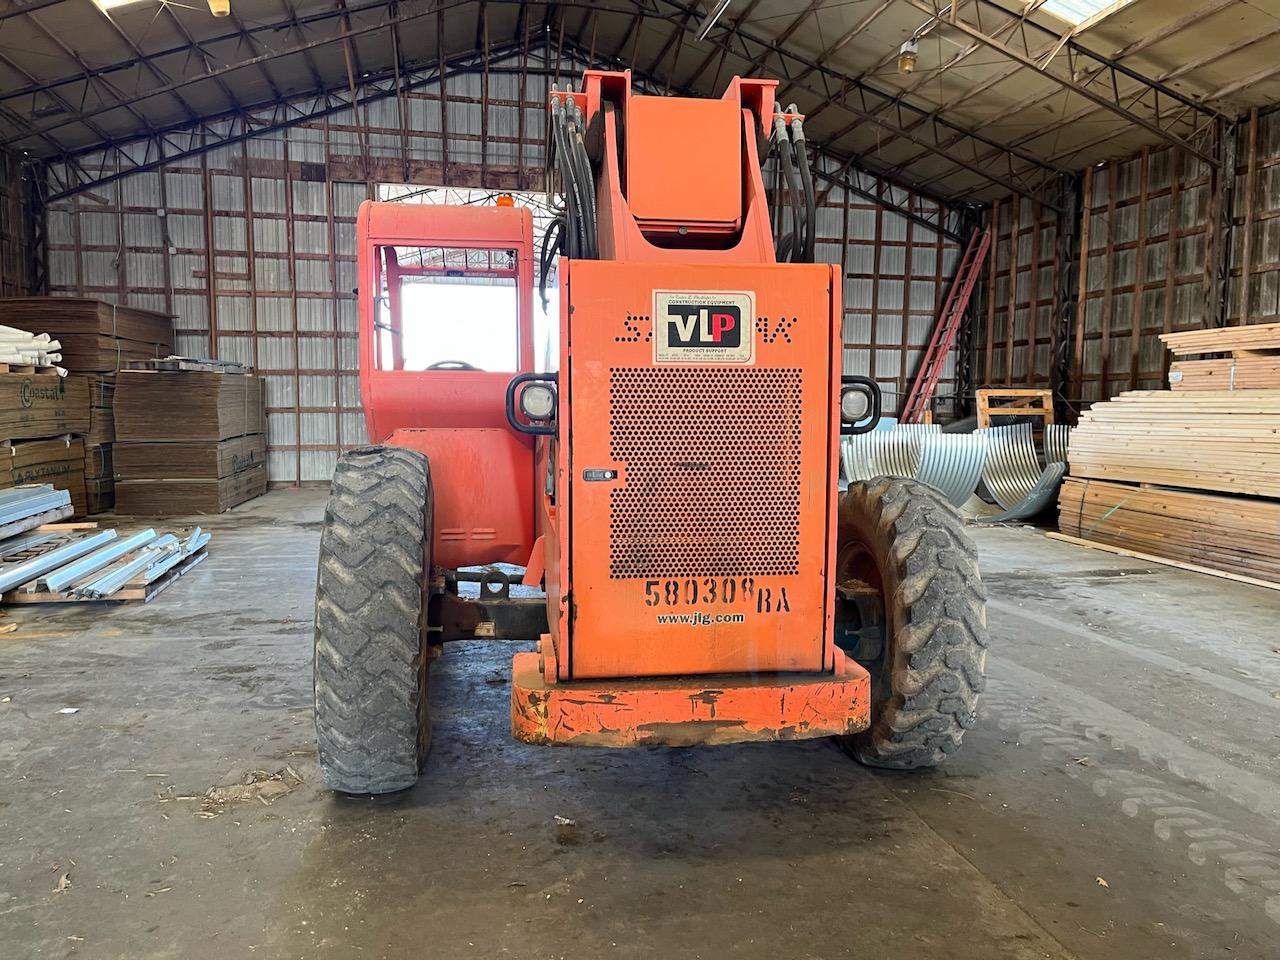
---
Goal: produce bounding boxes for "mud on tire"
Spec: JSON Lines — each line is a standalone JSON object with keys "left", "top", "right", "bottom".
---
{"left": 837, "top": 477, "right": 988, "bottom": 769}
{"left": 313, "top": 445, "right": 433, "bottom": 794}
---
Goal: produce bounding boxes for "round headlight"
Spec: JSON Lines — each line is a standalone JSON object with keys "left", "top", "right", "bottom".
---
{"left": 840, "top": 388, "right": 869, "bottom": 423}
{"left": 519, "top": 382, "right": 556, "bottom": 420}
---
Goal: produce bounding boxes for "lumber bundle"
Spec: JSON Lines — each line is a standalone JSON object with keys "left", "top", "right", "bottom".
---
{"left": 1059, "top": 478, "right": 1280, "bottom": 583}
{"left": 115, "top": 467, "right": 266, "bottom": 516}
{"left": 1160, "top": 321, "right": 1280, "bottom": 357}
{"left": 0, "top": 437, "right": 87, "bottom": 516}
{"left": 1067, "top": 390, "right": 1280, "bottom": 499}
{"left": 1169, "top": 356, "right": 1280, "bottom": 391}
{"left": 113, "top": 368, "right": 267, "bottom": 515}
{"left": 114, "top": 371, "right": 265, "bottom": 442}
{"left": 114, "top": 435, "right": 265, "bottom": 481}
{"left": 0, "top": 298, "right": 173, "bottom": 373}
{"left": 0, "top": 373, "right": 90, "bottom": 441}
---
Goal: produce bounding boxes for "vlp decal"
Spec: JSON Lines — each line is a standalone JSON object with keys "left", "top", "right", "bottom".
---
{"left": 653, "top": 290, "right": 756, "bottom": 363}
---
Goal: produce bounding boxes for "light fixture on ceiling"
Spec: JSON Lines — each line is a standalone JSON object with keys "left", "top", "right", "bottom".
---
{"left": 696, "top": 0, "right": 732, "bottom": 42}
{"left": 208, "top": 0, "right": 230, "bottom": 15}
{"left": 93, "top": 0, "right": 151, "bottom": 10}
{"left": 897, "top": 37, "right": 919, "bottom": 74}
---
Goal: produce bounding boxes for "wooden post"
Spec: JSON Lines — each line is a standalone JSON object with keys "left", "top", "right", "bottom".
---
{"left": 1072, "top": 166, "right": 1093, "bottom": 403}
{"left": 1127, "top": 147, "right": 1149, "bottom": 390}
{"left": 1238, "top": 108, "right": 1259, "bottom": 326}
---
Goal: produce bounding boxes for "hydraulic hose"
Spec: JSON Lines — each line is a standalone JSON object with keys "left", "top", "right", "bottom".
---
{"left": 568, "top": 99, "right": 598, "bottom": 259}
{"left": 790, "top": 110, "right": 817, "bottom": 264}
{"left": 773, "top": 116, "right": 803, "bottom": 263}
{"left": 538, "top": 217, "right": 564, "bottom": 311}
{"left": 551, "top": 94, "right": 585, "bottom": 258}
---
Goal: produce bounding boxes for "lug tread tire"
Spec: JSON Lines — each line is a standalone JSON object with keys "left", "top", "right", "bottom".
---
{"left": 840, "top": 476, "right": 988, "bottom": 769}
{"left": 313, "top": 445, "right": 433, "bottom": 794}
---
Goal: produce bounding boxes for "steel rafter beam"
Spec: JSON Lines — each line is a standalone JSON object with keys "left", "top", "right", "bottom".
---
{"left": 900, "top": 0, "right": 1221, "bottom": 167}
{"left": 40, "top": 39, "right": 533, "bottom": 203}
{"left": 638, "top": 0, "right": 1062, "bottom": 205}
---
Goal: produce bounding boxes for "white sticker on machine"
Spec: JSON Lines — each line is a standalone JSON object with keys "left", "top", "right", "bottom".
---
{"left": 652, "top": 290, "right": 756, "bottom": 364}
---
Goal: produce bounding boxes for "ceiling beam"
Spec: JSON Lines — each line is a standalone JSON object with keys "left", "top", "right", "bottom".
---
{"left": 41, "top": 39, "right": 536, "bottom": 203}
{"left": 900, "top": 0, "right": 1220, "bottom": 166}
{"left": 632, "top": 0, "right": 1060, "bottom": 204}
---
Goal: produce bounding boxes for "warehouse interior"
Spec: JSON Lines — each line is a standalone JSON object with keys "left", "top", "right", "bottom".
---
{"left": 0, "top": 1, "right": 1278, "bottom": 958}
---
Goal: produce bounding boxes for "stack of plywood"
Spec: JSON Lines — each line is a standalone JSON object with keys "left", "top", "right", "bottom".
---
{"left": 0, "top": 298, "right": 173, "bottom": 373}
{"left": 1061, "top": 323, "right": 1280, "bottom": 586}
{"left": 84, "top": 376, "right": 115, "bottom": 513}
{"left": 0, "top": 373, "right": 90, "bottom": 516}
{"left": 113, "top": 369, "right": 267, "bottom": 515}
{"left": 0, "top": 437, "right": 87, "bottom": 516}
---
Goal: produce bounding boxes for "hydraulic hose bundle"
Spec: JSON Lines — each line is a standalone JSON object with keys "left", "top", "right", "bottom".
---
{"left": 770, "top": 105, "right": 817, "bottom": 264}
{"left": 541, "top": 86, "right": 598, "bottom": 306}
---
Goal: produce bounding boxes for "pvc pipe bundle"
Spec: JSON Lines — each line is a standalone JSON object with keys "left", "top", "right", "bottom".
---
{"left": 0, "top": 324, "right": 66, "bottom": 374}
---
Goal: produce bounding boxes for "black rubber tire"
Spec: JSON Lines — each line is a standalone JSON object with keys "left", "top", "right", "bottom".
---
{"left": 836, "top": 477, "right": 988, "bottom": 769}
{"left": 313, "top": 445, "right": 434, "bottom": 794}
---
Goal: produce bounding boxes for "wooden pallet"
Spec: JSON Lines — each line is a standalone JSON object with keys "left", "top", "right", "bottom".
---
{"left": 2, "top": 546, "right": 208, "bottom": 604}
{"left": 0, "top": 363, "right": 54, "bottom": 374}
{"left": 976, "top": 388, "right": 1055, "bottom": 429}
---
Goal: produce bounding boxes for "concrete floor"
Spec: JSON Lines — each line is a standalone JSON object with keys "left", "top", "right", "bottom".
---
{"left": 2, "top": 489, "right": 1278, "bottom": 959}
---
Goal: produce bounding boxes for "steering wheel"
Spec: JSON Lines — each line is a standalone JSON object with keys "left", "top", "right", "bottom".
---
{"left": 426, "top": 360, "right": 482, "bottom": 371}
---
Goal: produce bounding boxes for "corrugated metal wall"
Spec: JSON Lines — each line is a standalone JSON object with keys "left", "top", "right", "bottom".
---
{"left": 1074, "top": 146, "right": 1215, "bottom": 402}
{"left": 41, "top": 55, "right": 961, "bottom": 481}
{"left": 43, "top": 59, "right": 553, "bottom": 483}
{"left": 979, "top": 197, "right": 1062, "bottom": 392}
{"left": 1231, "top": 107, "right": 1280, "bottom": 327}
{"left": 814, "top": 158, "right": 963, "bottom": 418}
{"left": 0, "top": 150, "right": 32, "bottom": 298}
{"left": 981, "top": 106, "right": 1280, "bottom": 410}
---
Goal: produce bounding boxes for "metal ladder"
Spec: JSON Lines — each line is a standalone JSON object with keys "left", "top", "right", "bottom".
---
{"left": 899, "top": 225, "right": 992, "bottom": 424}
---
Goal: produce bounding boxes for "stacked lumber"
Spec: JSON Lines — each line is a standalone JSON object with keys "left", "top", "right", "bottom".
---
{"left": 1169, "top": 357, "right": 1280, "bottom": 391}
{"left": 0, "top": 298, "right": 173, "bottom": 373}
{"left": 1065, "top": 322, "right": 1280, "bottom": 586}
{"left": 1163, "top": 321, "right": 1280, "bottom": 392}
{"left": 0, "top": 437, "right": 87, "bottom": 516}
{"left": 1059, "top": 479, "right": 1280, "bottom": 583}
{"left": 1067, "top": 391, "right": 1280, "bottom": 498}
{"left": 114, "top": 369, "right": 267, "bottom": 515}
{"left": 1160, "top": 321, "right": 1280, "bottom": 356}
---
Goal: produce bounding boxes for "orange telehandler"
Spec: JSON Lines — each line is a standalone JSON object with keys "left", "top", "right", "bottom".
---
{"left": 313, "top": 70, "right": 987, "bottom": 794}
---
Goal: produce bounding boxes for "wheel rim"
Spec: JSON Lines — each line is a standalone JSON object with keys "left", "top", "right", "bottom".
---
{"left": 833, "top": 538, "right": 890, "bottom": 711}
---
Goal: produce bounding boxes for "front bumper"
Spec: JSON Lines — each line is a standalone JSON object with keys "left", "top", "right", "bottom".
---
{"left": 510, "top": 647, "right": 870, "bottom": 747}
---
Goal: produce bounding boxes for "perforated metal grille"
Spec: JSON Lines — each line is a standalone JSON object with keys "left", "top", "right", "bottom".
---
{"left": 607, "top": 367, "right": 803, "bottom": 579}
